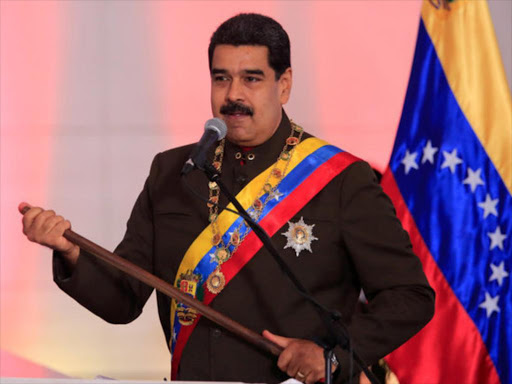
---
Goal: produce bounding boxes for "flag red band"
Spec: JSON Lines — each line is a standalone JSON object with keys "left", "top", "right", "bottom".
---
{"left": 382, "top": 170, "right": 500, "bottom": 384}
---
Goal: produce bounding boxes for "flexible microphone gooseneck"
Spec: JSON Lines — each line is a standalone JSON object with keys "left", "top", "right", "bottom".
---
{"left": 181, "top": 118, "right": 227, "bottom": 175}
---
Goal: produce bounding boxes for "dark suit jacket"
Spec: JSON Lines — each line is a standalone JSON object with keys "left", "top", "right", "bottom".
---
{"left": 54, "top": 112, "right": 434, "bottom": 383}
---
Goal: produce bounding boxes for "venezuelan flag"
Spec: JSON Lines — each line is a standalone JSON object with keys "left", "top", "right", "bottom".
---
{"left": 381, "top": 1, "right": 511, "bottom": 383}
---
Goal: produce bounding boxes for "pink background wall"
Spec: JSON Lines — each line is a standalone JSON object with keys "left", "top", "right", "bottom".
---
{"left": 1, "top": 0, "right": 509, "bottom": 380}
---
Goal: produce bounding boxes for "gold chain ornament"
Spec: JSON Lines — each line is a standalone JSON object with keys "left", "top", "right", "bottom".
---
{"left": 205, "top": 121, "right": 304, "bottom": 294}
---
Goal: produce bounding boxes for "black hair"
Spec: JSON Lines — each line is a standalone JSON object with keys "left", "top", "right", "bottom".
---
{"left": 208, "top": 13, "right": 291, "bottom": 80}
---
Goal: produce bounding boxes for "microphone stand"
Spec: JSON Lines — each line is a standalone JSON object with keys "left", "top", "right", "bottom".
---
{"left": 200, "top": 164, "right": 381, "bottom": 384}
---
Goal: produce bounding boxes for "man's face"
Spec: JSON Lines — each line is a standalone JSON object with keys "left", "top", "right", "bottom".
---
{"left": 210, "top": 44, "right": 292, "bottom": 147}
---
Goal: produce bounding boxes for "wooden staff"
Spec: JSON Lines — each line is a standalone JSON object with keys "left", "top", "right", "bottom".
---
{"left": 20, "top": 206, "right": 283, "bottom": 357}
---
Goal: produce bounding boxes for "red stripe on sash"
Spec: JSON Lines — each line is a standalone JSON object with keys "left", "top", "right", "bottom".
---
{"left": 381, "top": 170, "right": 500, "bottom": 384}
{"left": 172, "top": 151, "right": 359, "bottom": 378}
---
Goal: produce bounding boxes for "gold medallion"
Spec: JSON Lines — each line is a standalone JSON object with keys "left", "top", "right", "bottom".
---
{"left": 212, "top": 233, "right": 221, "bottom": 246}
{"left": 271, "top": 168, "right": 283, "bottom": 179}
{"left": 207, "top": 196, "right": 218, "bottom": 208}
{"left": 263, "top": 183, "right": 273, "bottom": 193}
{"left": 286, "top": 137, "right": 300, "bottom": 146}
{"left": 230, "top": 231, "right": 240, "bottom": 246}
{"left": 206, "top": 269, "right": 226, "bottom": 294}
{"left": 253, "top": 199, "right": 263, "bottom": 211}
{"left": 215, "top": 247, "right": 231, "bottom": 263}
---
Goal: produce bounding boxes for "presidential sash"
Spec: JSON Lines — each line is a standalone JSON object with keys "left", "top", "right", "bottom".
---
{"left": 169, "top": 137, "right": 359, "bottom": 378}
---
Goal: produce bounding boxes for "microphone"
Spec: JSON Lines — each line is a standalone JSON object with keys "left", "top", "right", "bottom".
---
{"left": 181, "top": 118, "right": 227, "bottom": 175}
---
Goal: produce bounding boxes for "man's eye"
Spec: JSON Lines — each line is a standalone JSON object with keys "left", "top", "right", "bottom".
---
{"left": 246, "top": 76, "right": 261, "bottom": 82}
{"left": 213, "top": 76, "right": 228, "bottom": 82}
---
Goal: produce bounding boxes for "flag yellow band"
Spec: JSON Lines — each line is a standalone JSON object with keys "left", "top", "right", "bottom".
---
{"left": 422, "top": 0, "right": 512, "bottom": 193}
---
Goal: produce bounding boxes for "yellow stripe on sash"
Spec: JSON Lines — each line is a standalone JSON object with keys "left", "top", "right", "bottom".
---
{"left": 169, "top": 137, "right": 328, "bottom": 342}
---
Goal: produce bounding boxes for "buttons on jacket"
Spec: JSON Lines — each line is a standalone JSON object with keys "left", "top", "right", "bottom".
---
{"left": 236, "top": 174, "right": 248, "bottom": 185}
{"left": 211, "top": 328, "right": 222, "bottom": 338}
{"left": 234, "top": 152, "right": 255, "bottom": 161}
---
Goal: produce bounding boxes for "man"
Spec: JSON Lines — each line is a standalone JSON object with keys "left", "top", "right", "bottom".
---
{"left": 20, "top": 13, "right": 434, "bottom": 384}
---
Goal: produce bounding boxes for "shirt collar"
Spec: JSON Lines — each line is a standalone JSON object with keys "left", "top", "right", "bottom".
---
{"left": 223, "top": 109, "right": 292, "bottom": 171}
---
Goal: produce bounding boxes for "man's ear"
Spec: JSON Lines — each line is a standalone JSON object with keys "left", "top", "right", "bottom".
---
{"left": 278, "top": 67, "right": 293, "bottom": 105}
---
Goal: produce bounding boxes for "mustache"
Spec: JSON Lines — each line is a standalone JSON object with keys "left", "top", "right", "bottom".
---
{"left": 220, "top": 101, "right": 254, "bottom": 116}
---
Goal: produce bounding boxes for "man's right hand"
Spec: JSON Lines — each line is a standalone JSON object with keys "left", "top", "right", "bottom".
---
{"left": 19, "top": 202, "right": 80, "bottom": 266}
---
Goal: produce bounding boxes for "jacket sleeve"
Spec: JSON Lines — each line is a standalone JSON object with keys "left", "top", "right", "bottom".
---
{"left": 335, "top": 161, "right": 435, "bottom": 380}
{"left": 53, "top": 154, "right": 161, "bottom": 324}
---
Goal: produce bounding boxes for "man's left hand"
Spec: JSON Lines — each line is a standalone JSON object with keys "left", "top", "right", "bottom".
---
{"left": 263, "top": 330, "right": 332, "bottom": 384}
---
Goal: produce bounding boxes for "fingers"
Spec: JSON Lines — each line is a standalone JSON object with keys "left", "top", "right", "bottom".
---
{"left": 263, "top": 331, "right": 326, "bottom": 384}
{"left": 278, "top": 347, "right": 294, "bottom": 376}
{"left": 281, "top": 346, "right": 320, "bottom": 383}
{"left": 29, "top": 209, "right": 58, "bottom": 242}
{"left": 295, "top": 371, "right": 307, "bottom": 382}
{"left": 21, "top": 206, "right": 44, "bottom": 236}
{"left": 18, "top": 202, "right": 31, "bottom": 214}
{"left": 40, "top": 213, "right": 65, "bottom": 234}
{"left": 263, "top": 330, "right": 292, "bottom": 348}
{"left": 20, "top": 203, "right": 73, "bottom": 252}
{"left": 292, "top": 361, "right": 324, "bottom": 384}
{"left": 263, "top": 330, "right": 297, "bottom": 377}
{"left": 304, "top": 369, "right": 324, "bottom": 384}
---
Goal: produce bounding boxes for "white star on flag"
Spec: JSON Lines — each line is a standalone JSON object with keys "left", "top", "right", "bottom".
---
{"left": 489, "top": 261, "right": 509, "bottom": 286}
{"left": 421, "top": 140, "right": 438, "bottom": 164}
{"left": 488, "top": 226, "right": 507, "bottom": 251}
{"left": 441, "top": 148, "right": 463, "bottom": 174}
{"left": 172, "top": 330, "right": 178, "bottom": 343}
{"left": 462, "top": 167, "right": 485, "bottom": 192}
{"left": 401, "top": 150, "right": 419, "bottom": 174}
{"left": 479, "top": 291, "right": 500, "bottom": 318}
{"left": 478, "top": 194, "right": 499, "bottom": 219}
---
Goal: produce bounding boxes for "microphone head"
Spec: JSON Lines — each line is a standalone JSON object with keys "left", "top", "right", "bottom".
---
{"left": 205, "top": 118, "right": 227, "bottom": 140}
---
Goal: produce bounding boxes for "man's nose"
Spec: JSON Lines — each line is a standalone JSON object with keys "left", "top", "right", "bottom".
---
{"left": 226, "top": 78, "right": 244, "bottom": 102}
